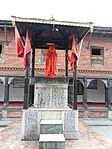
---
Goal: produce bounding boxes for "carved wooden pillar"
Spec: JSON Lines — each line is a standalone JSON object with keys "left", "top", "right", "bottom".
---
{"left": 3, "top": 76, "right": 9, "bottom": 109}
{"left": 83, "top": 77, "right": 88, "bottom": 110}
{"left": 105, "top": 86, "right": 108, "bottom": 107}
{"left": 107, "top": 78, "right": 111, "bottom": 110}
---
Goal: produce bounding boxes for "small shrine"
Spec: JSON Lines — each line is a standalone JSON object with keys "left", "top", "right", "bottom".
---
{"left": 12, "top": 16, "right": 93, "bottom": 149}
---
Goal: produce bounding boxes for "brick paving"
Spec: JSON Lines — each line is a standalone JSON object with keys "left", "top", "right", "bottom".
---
{"left": 0, "top": 119, "right": 112, "bottom": 149}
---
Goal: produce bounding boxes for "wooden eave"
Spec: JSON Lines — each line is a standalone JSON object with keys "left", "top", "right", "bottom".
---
{"left": 12, "top": 16, "right": 93, "bottom": 50}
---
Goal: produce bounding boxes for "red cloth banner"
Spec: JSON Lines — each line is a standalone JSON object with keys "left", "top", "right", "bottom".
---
{"left": 45, "top": 45, "right": 58, "bottom": 78}
{"left": 15, "top": 27, "right": 24, "bottom": 58}
{"left": 68, "top": 35, "right": 78, "bottom": 71}
{"left": 24, "top": 30, "right": 32, "bottom": 68}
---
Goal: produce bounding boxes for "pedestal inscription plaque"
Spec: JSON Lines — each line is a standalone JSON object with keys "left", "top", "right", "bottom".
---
{"left": 34, "top": 78, "right": 68, "bottom": 108}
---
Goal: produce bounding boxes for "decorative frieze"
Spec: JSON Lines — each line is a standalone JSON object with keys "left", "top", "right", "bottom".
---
{"left": 34, "top": 78, "right": 68, "bottom": 108}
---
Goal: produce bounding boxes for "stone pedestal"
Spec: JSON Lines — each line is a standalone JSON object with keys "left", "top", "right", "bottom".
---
{"left": 21, "top": 78, "right": 78, "bottom": 141}
{"left": 21, "top": 108, "right": 78, "bottom": 140}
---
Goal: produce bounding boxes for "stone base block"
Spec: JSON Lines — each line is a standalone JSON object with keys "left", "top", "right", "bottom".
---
{"left": 40, "top": 120, "right": 63, "bottom": 134}
{"left": 21, "top": 110, "right": 41, "bottom": 140}
{"left": 21, "top": 108, "right": 78, "bottom": 140}
{"left": 63, "top": 110, "right": 78, "bottom": 139}
{"left": 39, "top": 134, "right": 65, "bottom": 149}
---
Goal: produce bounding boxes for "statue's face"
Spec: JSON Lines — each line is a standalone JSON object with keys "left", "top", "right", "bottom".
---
{"left": 49, "top": 45, "right": 55, "bottom": 52}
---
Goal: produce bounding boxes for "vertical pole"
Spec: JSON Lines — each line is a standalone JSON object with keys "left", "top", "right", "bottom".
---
{"left": 105, "top": 86, "right": 108, "bottom": 107}
{"left": 2, "top": 76, "right": 9, "bottom": 118}
{"left": 65, "top": 49, "right": 68, "bottom": 80}
{"left": 83, "top": 77, "right": 88, "bottom": 118}
{"left": 23, "top": 52, "right": 31, "bottom": 109}
{"left": 31, "top": 48, "right": 35, "bottom": 105}
{"left": 73, "top": 60, "right": 77, "bottom": 110}
{"left": 107, "top": 78, "right": 111, "bottom": 110}
{"left": 3, "top": 76, "right": 9, "bottom": 108}
{"left": 83, "top": 77, "right": 88, "bottom": 110}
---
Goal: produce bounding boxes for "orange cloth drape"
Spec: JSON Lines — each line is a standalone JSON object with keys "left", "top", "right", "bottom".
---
{"left": 15, "top": 27, "right": 32, "bottom": 68}
{"left": 15, "top": 26, "right": 24, "bottom": 58}
{"left": 24, "top": 30, "right": 32, "bottom": 68}
{"left": 68, "top": 35, "right": 78, "bottom": 71}
{"left": 45, "top": 45, "right": 58, "bottom": 78}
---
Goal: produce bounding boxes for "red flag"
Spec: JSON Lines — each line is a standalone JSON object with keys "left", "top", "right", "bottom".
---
{"left": 15, "top": 27, "right": 24, "bottom": 58}
{"left": 24, "top": 30, "right": 32, "bottom": 68}
{"left": 45, "top": 45, "right": 58, "bottom": 78}
{"left": 69, "top": 35, "right": 78, "bottom": 71}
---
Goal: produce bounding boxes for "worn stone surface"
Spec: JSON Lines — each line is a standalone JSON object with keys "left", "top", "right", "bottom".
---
{"left": 0, "top": 120, "right": 112, "bottom": 149}
{"left": 41, "top": 110, "right": 62, "bottom": 120}
{"left": 39, "top": 142, "right": 65, "bottom": 149}
{"left": 34, "top": 82, "right": 68, "bottom": 108}
{"left": 63, "top": 110, "right": 78, "bottom": 139}
{"left": 39, "top": 134, "right": 65, "bottom": 149}
{"left": 21, "top": 110, "right": 41, "bottom": 140}
{"left": 40, "top": 123, "right": 63, "bottom": 134}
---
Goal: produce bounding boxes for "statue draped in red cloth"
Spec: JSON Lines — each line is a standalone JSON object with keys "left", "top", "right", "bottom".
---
{"left": 45, "top": 45, "right": 58, "bottom": 78}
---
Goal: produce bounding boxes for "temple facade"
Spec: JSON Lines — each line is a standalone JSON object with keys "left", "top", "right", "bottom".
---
{"left": 0, "top": 20, "right": 112, "bottom": 118}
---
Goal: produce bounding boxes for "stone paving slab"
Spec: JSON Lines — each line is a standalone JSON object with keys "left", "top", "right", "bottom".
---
{"left": 84, "top": 118, "right": 112, "bottom": 126}
{"left": 0, "top": 120, "right": 12, "bottom": 127}
{"left": 92, "top": 126, "right": 112, "bottom": 146}
{"left": 0, "top": 120, "right": 112, "bottom": 149}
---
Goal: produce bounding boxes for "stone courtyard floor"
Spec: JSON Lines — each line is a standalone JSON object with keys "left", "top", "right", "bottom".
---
{"left": 0, "top": 119, "right": 112, "bottom": 149}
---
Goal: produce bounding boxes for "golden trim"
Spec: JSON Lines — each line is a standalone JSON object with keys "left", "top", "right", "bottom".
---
{"left": 11, "top": 16, "right": 93, "bottom": 30}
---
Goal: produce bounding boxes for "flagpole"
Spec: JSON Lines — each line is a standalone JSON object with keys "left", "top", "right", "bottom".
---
{"left": 23, "top": 52, "right": 31, "bottom": 109}
{"left": 73, "top": 59, "right": 77, "bottom": 110}
{"left": 23, "top": 30, "right": 32, "bottom": 109}
{"left": 65, "top": 48, "right": 68, "bottom": 80}
{"left": 30, "top": 48, "right": 35, "bottom": 105}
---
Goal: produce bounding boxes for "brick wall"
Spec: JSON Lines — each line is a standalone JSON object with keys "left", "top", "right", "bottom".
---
{"left": 79, "top": 33, "right": 112, "bottom": 71}
{"left": 0, "top": 27, "right": 112, "bottom": 77}
{"left": 79, "top": 111, "right": 108, "bottom": 118}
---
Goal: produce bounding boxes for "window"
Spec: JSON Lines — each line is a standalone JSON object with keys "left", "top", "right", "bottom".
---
{"left": 0, "top": 44, "right": 3, "bottom": 58}
{"left": 40, "top": 49, "right": 47, "bottom": 64}
{"left": 91, "top": 46, "right": 104, "bottom": 65}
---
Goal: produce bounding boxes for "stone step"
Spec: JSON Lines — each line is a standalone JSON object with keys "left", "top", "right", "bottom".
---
{"left": 40, "top": 120, "right": 63, "bottom": 134}
{"left": 39, "top": 134, "right": 65, "bottom": 149}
